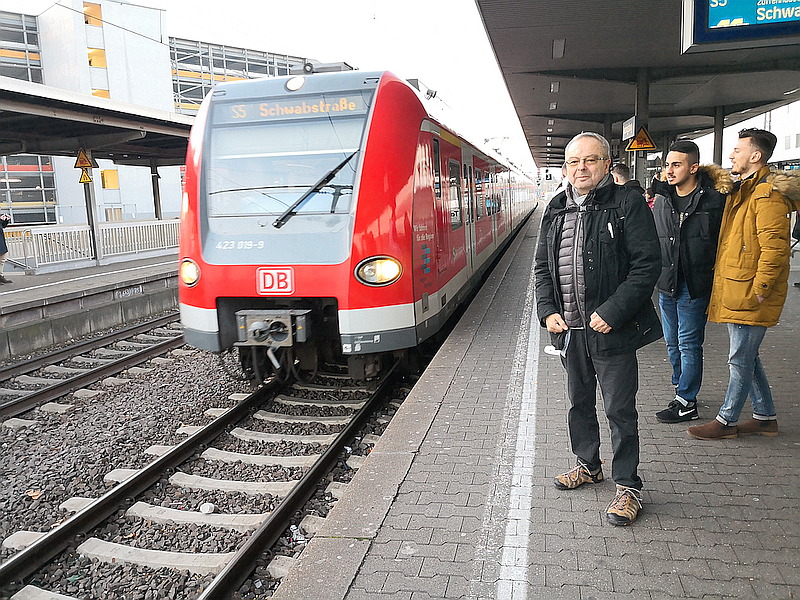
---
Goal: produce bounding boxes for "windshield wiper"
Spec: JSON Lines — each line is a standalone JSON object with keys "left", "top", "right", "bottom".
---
{"left": 273, "top": 151, "right": 358, "bottom": 229}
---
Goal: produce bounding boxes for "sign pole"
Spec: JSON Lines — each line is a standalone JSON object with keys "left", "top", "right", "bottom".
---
{"left": 75, "top": 148, "right": 103, "bottom": 264}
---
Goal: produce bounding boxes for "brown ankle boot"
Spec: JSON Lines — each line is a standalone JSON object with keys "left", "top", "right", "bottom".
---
{"left": 688, "top": 419, "right": 738, "bottom": 440}
{"left": 737, "top": 418, "right": 778, "bottom": 437}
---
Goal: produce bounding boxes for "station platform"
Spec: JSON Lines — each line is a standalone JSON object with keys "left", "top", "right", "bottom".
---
{"left": 274, "top": 212, "right": 800, "bottom": 600}
{"left": 0, "top": 254, "right": 177, "bottom": 361}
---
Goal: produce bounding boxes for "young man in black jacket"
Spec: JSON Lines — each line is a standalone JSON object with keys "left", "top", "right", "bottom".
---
{"left": 651, "top": 140, "right": 730, "bottom": 423}
{"left": 534, "top": 132, "right": 662, "bottom": 526}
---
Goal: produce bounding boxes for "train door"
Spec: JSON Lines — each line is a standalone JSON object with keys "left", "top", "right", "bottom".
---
{"left": 489, "top": 166, "right": 497, "bottom": 240}
{"left": 463, "top": 161, "right": 476, "bottom": 276}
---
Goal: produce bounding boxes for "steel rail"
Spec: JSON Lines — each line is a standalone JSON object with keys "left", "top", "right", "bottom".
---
{"left": 0, "top": 334, "right": 185, "bottom": 419}
{"left": 0, "top": 381, "right": 277, "bottom": 588}
{"left": 0, "top": 312, "right": 179, "bottom": 382}
{"left": 197, "top": 360, "right": 401, "bottom": 600}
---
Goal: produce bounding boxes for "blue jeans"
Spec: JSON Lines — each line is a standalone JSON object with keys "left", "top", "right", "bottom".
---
{"left": 718, "top": 323, "right": 776, "bottom": 425}
{"left": 659, "top": 284, "right": 709, "bottom": 403}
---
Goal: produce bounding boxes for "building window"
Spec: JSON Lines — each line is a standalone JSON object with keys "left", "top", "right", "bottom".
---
{"left": 83, "top": 3, "right": 102, "bottom": 27}
{"left": 169, "top": 37, "right": 310, "bottom": 114}
{"left": 101, "top": 170, "right": 119, "bottom": 189}
{"left": 87, "top": 47, "right": 106, "bottom": 68}
{"left": 105, "top": 207, "right": 122, "bottom": 221}
{"left": 0, "top": 11, "right": 43, "bottom": 83}
{"left": 0, "top": 155, "right": 57, "bottom": 224}
{"left": 92, "top": 88, "right": 109, "bottom": 98}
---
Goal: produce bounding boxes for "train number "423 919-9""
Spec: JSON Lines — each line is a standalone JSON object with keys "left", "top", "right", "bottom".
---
{"left": 216, "top": 240, "right": 266, "bottom": 250}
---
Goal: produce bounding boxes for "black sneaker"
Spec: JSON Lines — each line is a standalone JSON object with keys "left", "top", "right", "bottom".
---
{"left": 656, "top": 398, "right": 698, "bottom": 423}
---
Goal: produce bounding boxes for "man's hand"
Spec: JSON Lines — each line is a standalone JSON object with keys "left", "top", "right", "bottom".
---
{"left": 589, "top": 312, "right": 612, "bottom": 334}
{"left": 545, "top": 313, "right": 568, "bottom": 333}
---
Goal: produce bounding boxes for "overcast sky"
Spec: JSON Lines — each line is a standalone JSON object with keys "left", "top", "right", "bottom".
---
{"left": 3, "top": 0, "right": 537, "bottom": 174}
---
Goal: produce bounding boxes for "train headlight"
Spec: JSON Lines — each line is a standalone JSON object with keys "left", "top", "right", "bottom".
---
{"left": 180, "top": 259, "right": 200, "bottom": 287}
{"left": 355, "top": 256, "right": 402, "bottom": 286}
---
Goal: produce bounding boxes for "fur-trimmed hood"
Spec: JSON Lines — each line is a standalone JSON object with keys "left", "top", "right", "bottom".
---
{"left": 766, "top": 170, "right": 800, "bottom": 210}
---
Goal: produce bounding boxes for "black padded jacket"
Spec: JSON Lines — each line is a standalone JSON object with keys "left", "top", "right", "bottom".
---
{"left": 534, "top": 176, "right": 663, "bottom": 357}
{"left": 651, "top": 165, "right": 731, "bottom": 298}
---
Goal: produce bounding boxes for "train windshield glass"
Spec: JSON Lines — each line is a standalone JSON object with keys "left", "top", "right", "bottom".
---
{"left": 206, "top": 91, "right": 371, "bottom": 218}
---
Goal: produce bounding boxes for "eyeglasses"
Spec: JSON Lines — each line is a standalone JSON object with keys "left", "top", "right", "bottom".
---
{"left": 565, "top": 156, "right": 605, "bottom": 167}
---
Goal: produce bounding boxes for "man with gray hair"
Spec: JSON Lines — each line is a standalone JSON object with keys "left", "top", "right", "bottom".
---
{"left": 534, "top": 132, "right": 662, "bottom": 525}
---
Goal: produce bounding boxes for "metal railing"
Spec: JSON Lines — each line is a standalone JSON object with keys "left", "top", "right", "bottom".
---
{"left": 4, "top": 219, "right": 180, "bottom": 270}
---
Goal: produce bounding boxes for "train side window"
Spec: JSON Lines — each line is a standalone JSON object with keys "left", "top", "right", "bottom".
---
{"left": 475, "top": 168, "right": 484, "bottom": 220}
{"left": 433, "top": 138, "right": 441, "bottom": 199}
{"left": 488, "top": 169, "right": 496, "bottom": 215}
{"left": 449, "top": 160, "right": 463, "bottom": 231}
{"left": 463, "top": 163, "right": 475, "bottom": 224}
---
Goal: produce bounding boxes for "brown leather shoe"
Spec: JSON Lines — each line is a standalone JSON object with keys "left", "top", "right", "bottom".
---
{"left": 737, "top": 418, "right": 778, "bottom": 437}
{"left": 688, "top": 419, "right": 738, "bottom": 440}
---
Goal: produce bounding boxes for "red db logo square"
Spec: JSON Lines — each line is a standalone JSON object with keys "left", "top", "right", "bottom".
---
{"left": 257, "top": 268, "right": 294, "bottom": 295}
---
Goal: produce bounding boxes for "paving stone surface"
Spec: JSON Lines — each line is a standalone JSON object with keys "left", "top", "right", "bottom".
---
{"left": 281, "top": 213, "right": 800, "bottom": 599}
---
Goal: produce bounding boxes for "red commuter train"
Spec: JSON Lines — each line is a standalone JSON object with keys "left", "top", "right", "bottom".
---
{"left": 179, "top": 70, "right": 537, "bottom": 381}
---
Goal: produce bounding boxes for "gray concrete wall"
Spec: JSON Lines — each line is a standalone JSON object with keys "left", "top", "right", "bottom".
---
{"left": 0, "top": 276, "right": 178, "bottom": 361}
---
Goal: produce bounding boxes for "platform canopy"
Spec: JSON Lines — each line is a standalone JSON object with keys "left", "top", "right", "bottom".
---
{"left": 476, "top": 1, "right": 800, "bottom": 167}
{"left": 0, "top": 76, "right": 193, "bottom": 167}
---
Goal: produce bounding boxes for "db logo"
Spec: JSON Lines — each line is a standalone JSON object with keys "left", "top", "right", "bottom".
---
{"left": 256, "top": 267, "right": 294, "bottom": 295}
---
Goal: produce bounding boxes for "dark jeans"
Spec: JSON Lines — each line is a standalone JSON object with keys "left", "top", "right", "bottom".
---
{"left": 659, "top": 284, "right": 710, "bottom": 403}
{"left": 561, "top": 328, "right": 642, "bottom": 490}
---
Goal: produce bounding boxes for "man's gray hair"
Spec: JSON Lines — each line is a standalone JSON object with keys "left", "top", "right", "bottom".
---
{"left": 565, "top": 132, "right": 611, "bottom": 159}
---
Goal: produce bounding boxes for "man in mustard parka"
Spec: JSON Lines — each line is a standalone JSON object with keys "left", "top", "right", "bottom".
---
{"left": 689, "top": 128, "right": 800, "bottom": 440}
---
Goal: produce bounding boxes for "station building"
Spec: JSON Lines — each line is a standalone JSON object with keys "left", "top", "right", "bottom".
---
{"left": 0, "top": 1, "right": 309, "bottom": 226}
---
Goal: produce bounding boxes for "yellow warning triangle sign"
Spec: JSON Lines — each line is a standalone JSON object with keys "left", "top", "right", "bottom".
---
{"left": 625, "top": 126, "right": 657, "bottom": 152}
{"left": 75, "top": 148, "right": 93, "bottom": 169}
{"left": 79, "top": 168, "right": 93, "bottom": 183}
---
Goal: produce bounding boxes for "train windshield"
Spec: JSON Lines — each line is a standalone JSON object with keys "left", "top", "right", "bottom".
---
{"left": 206, "top": 91, "right": 372, "bottom": 219}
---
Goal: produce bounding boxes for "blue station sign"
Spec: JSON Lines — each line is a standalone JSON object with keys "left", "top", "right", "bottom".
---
{"left": 682, "top": 0, "right": 800, "bottom": 51}
{"left": 710, "top": 0, "right": 800, "bottom": 28}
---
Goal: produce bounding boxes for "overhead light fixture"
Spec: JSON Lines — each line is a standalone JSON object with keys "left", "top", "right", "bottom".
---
{"left": 548, "top": 119, "right": 555, "bottom": 125}
{"left": 547, "top": 128, "right": 553, "bottom": 132}
{"left": 550, "top": 82, "right": 560, "bottom": 93}
{"left": 784, "top": 87, "right": 800, "bottom": 95}
{"left": 547, "top": 142, "right": 551, "bottom": 146}
{"left": 546, "top": 136, "right": 552, "bottom": 141}
{"left": 549, "top": 102, "right": 557, "bottom": 110}
{"left": 552, "top": 39, "right": 566, "bottom": 59}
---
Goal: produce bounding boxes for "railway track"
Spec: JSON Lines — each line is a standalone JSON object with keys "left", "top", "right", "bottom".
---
{"left": 0, "top": 357, "right": 405, "bottom": 599}
{"left": 0, "top": 313, "right": 184, "bottom": 419}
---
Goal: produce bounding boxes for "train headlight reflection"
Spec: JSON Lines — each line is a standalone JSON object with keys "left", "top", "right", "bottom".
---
{"left": 355, "top": 257, "right": 402, "bottom": 286}
{"left": 180, "top": 259, "right": 200, "bottom": 287}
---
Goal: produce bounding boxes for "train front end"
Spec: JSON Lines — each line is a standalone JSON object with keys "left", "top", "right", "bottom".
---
{"left": 179, "top": 71, "right": 423, "bottom": 381}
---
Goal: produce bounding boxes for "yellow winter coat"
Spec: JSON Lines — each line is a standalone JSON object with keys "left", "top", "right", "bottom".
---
{"left": 707, "top": 166, "right": 800, "bottom": 327}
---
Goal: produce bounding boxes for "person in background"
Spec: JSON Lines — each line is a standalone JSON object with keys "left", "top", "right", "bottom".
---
{"left": 611, "top": 163, "right": 645, "bottom": 196}
{"left": 689, "top": 128, "right": 800, "bottom": 440}
{"left": 534, "top": 132, "right": 662, "bottom": 526}
{"left": 645, "top": 185, "right": 655, "bottom": 210}
{"left": 553, "top": 162, "right": 568, "bottom": 195}
{"left": 651, "top": 140, "right": 730, "bottom": 423}
{"left": 0, "top": 213, "right": 12, "bottom": 285}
